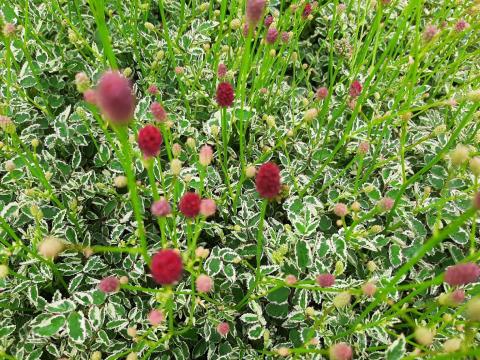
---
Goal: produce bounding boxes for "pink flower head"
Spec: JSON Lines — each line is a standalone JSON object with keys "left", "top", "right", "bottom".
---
{"left": 217, "top": 63, "right": 227, "bottom": 79}
{"left": 246, "top": 0, "right": 266, "bottom": 27}
{"left": 216, "top": 82, "right": 234, "bottom": 107}
{"left": 349, "top": 80, "right": 362, "bottom": 98}
{"left": 217, "top": 322, "right": 230, "bottom": 337}
{"left": 3, "top": 23, "right": 16, "bottom": 37}
{"left": 362, "top": 282, "right": 377, "bottom": 297}
{"left": 316, "top": 87, "right": 328, "bottom": 100}
{"left": 266, "top": 28, "right": 278, "bottom": 44}
{"left": 264, "top": 15, "right": 274, "bottom": 28}
{"left": 98, "top": 276, "right": 120, "bottom": 293}
{"left": 302, "top": 3, "right": 312, "bottom": 19}
{"left": 333, "top": 203, "right": 348, "bottom": 217}
{"left": 200, "top": 199, "right": 216, "bottom": 217}
{"left": 316, "top": 273, "right": 335, "bottom": 287}
{"left": 179, "top": 192, "right": 201, "bottom": 218}
{"left": 256, "top": 162, "right": 281, "bottom": 199}
{"left": 451, "top": 289, "right": 465, "bottom": 304}
{"left": 199, "top": 145, "right": 214, "bottom": 166}
{"left": 329, "top": 342, "right": 353, "bottom": 360}
{"left": 138, "top": 125, "right": 163, "bottom": 157}
{"left": 148, "top": 309, "right": 164, "bottom": 326}
{"left": 97, "top": 71, "right": 135, "bottom": 124}
{"left": 151, "top": 198, "right": 171, "bottom": 217}
{"left": 148, "top": 84, "right": 159, "bottom": 95}
{"left": 455, "top": 19, "right": 469, "bottom": 32}
{"left": 83, "top": 89, "right": 97, "bottom": 105}
{"left": 444, "top": 263, "right": 480, "bottom": 286}
{"left": 151, "top": 101, "right": 167, "bottom": 122}
{"left": 423, "top": 24, "right": 439, "bottom": 42}
{"left": 281, "top": 31, "right": 290, "bottom": 43}
{"left": 358, "top": 141, "right": 369, "bottom": 154}
{"left": 378, "top": 197, "right": 394, "bottom": 212}
{"left": 285, "top": 275, "right": 297, "bottom": 285}
{"left": 243, "top": 23, "right": 251, "bottom": 37}
{"left": 196, "top": 274, "right": 214, "bottom": 293}
{"left": 150, "top": 249, "right": 183, "bottom": 285}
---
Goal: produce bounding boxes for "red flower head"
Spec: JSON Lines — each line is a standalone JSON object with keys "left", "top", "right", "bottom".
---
{"left": 150, "top": 249, "right": 183, "bottom": 285}
{"left": 179, "top": 192, "right": 201, "bottom": 218}
{"left": 302, "top": 3, "right": 312, "bottom": 18}
{"left": 151, "top": 101, "right": 167, "bottom": 122}
{"left": 148, "top": 84, "right": 159, "bottom": 95}
{"left": 216, "top": 82, "right": 234, "bottom": 107}
{"left": 255, "top": 162, "right": 281, "bottom": 199}
{"left": 266, "top": 28, "right": 278, "bottom": 44}
{"left": 281, "top": 31, "right": 290, "bottom": 43}
{"left": 98, "top": 276, "right": 120, "bottom": 293}
{"left": 349, "top": 80, "right": 362, "bottom": 98}
{"left": 97, "top": 71, "right": 135, "bottom": 124}
{"left": 138, "top": 125, "right": 163, "bottom": 157}
{"left": 264, "top": 15, "right": 274, "bottom": 28}
{"left": 316, "top": 87, "right": 328, "bottom": 100}
{"left": 246, "top": 0, "right": 266, "bottom": 27}
{"left": 316, "top": 273, "right": 335, "bottom": 287}
{"left": 444, "top": 262, "right": 480, "bottom": 286}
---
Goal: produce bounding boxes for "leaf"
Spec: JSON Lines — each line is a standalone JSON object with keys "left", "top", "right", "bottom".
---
{"left": 206, "top": 257, "right": 222, "bottom": 276}
{"left": 240, "top": 313, "right": 259, "bottom": 324}
{"left": 265, "top": 303, "right": 289, "bottom": 318}
{"left": 46, "top": 299, "right": 76, "bottom": 313}
{"left": 385, "top": 335, "right": 406, "bottom": 360}
{"left": 295, "top": 240, "right": 310, "bottom": 271}
{"left": 266, "top": 287, "right": 290, "bottom": 304}
{"left": 0, "top": 324, "right": 15, "bottom": 337}
{"left": 67, "top": 311, "right": 87, "bottom": 343}
{"left": 32, "top": 314, "right": 65, "bottom": 337}
{"left": 389, "top": 244, "right": 402, "bottom": 267}
{"left": 247, "top": 324, "right": 264, "bottom": 340}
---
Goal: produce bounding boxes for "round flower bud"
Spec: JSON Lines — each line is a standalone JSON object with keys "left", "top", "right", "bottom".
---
{"left": 361, "top": 282, "right": 377, "bottom": 297}
{"left": 90, "top": 351, "right": 102, "bottom": 360}
{"left": 443, "top": 338, "right": 462, "bottom": 353}
{"left": 450, "top": 144, "right": 470, "bottom": 166}
{"left": 97, "top": 71, "right": 135, "bottom": 124}
{"left": 0, "top": 115, "right": 16, "bottom": 133}
{"left": 216, "top": 82, "right": 235, "bottom": 107}
{"left": 349, "top": 80, "right": 362, "bottom": 98}
{"left": 329, "top": 342, "right": 353, "bottom": 360}
{"left": 5, "top": 160, "right": 16, "bottom": 172}
{"left": 217, "top": 322, "right": 230, "bottom": 337}
{"left": 285, "top": 274, "right": 297, "bottom": 285}
{"left": 245, "top": 165, "right": 257, "bottom": 178}
{"left": 148, "top": 309, "right": 164, "bottom": 326}
{"left": 230, "top": 19, "right": 241, "bottom": 30}
{"left": 0, "top": 264, "right": 9, "bottom": 279}
{"left": 75, "top": 72, "right": 90, "bottom": 93}
{"left": 196, "top": 274, "right": 214, "bottom": 293}
{"left": 444, "top": 262, "right": 480, "bottom": 286}
{"left": 151, "top": 102, "right": 167, "bottom": 122}
{"left": 195, "top": 246, "right": 210, "bottom": 259}
{"left": 351, "top": 201, "right": 361, "bottom": 212}
{"left": 38, "top": 236, "right": 65, "bottom": 259}
{"left": 151, "top": 198, "right": 171, "bottom": 217}
{"left": 119, "top": 276, "right": 129, "bottom": 285}
{"left": 83, "top": 89, "right": 97, "bottom": 105}
{"left": 304, "top": 108, "right": 318, "bottom": 122}
{"left": 172, "top": 143, "right": 182, "bottom": 158}
{"left": 334, "top": 203, "right": 348, "bottom": 217}
{"left": 138, "top": 125, "right": 163, "bottom": 157}
{"left": 276, "top": 347, "right": 290, "bottom": 357}
{"left": 256, "top": 162, "right": 281, "bottom": 199}
{"left": 316, "top": 273, "right": 335, "bottom": 287}
{"left": 333, "top": 291, "right": 351, "bottom": 308}
{"left": 469, "top": 157, "right": 480, "bottom": 176}
{"left": 179, "top": 192, "right": 201, "bottom": 218}
{"left": 114, "top": 175, "right": 128, "bottom": 188}
{"left": 200, "top": 199, "right": 216, "bottom": 218}
{"left": 199, "top": 145, "right": 213, "bottom": 166}
{"left": 465, "top": 297, "right": 480, "bottom": 321}
{"left": 127, "top": 327, "right": 137, "bottom": 338}
{"left": 126, "top": 353, "right": 137, "bottom": 360}
{"left": 170, "top": 159, "right": 182, "bottom": 176}
{"left": 316, "top": 87, "right": 328, "bottom": 100}
{"left": 378, "top": 197, "right": 394, "bottom": 212}
{"left": 414, "top": 327, "right": 434, "bottom": 346}
{"left": 150, "top": 249, "right": 183, "bottom": 285}
{"left": 31, "top": 139, "right": 40, "bottom": 148}
{"left": 98, "top": 276, "right": 120, "bottom": 293}
{"left": 186, "top": 137, "right": 196, "bottom": 149}
{"left": 358, "top": 141, "right": 369, "bottom": 154}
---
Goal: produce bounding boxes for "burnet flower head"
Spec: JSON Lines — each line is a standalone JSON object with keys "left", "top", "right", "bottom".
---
{"left": 96, "top": 71, "right": 136, "bottom": 124}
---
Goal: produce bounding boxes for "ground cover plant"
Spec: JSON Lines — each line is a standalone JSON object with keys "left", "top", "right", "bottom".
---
{"left": 1, "top": 0, "right": 480, "bottom": 359}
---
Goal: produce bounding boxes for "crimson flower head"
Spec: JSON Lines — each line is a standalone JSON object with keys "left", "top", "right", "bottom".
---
{"left": 349, "top": 80, "right": 362, "bottom": 98}
{"left": 216, "top": 82, "right": 234, "bottom": 107}
{"left": 302, "top": 3, "right": 312, "bottom": 18}
{"left": 97, "top": 71, "right": 135, "bottom": 124}
{"left": 179, "top": 192, "right": 201, "bottom": 218}
{"left": 150, "top": 249, "right": 183, "bottom": 285}
{"left": 316, "top": 87, "right": 328, "bottom": 100}
{"left": 264, "top": 15, "right": 274, "bottom": 28}
{"left": 256, "top": 162, "right": 281, "bottom": 199}
{"left": 246, "top": 0, "right": 266, "bottom": 27}
{"left": 138, "top": 125, "right": 163, "bottom": 157}
{"left": 151, "top": 101, "right": 167, "bottom": 122}
{"left": 266, "top": 28, "right": 278, "bottom": 44}
{"left": 317, "top": 273, "right": 335, "bottom": 287}
{"left": 444, "top": 262, "right": 480, "bottom": 286}
{"left": 98, "top": 276, "right": 120, "bottom": 293}
{"left": 148, "top": 84, "right": 159, "bottom": 95}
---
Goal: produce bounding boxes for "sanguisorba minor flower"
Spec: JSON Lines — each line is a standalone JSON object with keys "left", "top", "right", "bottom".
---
{"left": 199, "top": 145, "right": 213, "bottom": 166}
{"left": 255, "top": 162, "right": 281, "bottom": 199}
{"left": 444, "top": 262, "right": 480, "bottom": 286}
{"left": 151, "top": 101, "right": 167, "bottom": 122}
{"left": 329, "top": 342, "right": 353, "bottom": 360}
{"left": 216, "top": 322, "right": 230, "bottom": 337}
{"left": 264, "top": 15, "right": 273, "bottom": 28}
{"left": 316, "top": 273, "right": 335, "bottom": 287}
{"left": 38, "top": 236, "right": 65, "bottom": 259}
{"left": 217, "top": 63, "right": 227, "bottom": 79}
{"left": 150, "top": 249, "right": 183, "bottom": 285}
{"left": 151, "top": 198, "right": 171, "bottom": 217}
{"left": 246, "top": 0, "right": 266, "bottom": 27}
{"left": 196, "top": 274, "right": 214, "bottom": 293}
{"left": 302, "top": 3, "right": 312, "bottom": 19}
{"left": 316, "top": 87, "right": 328, "bottom": 100}
{"left": 200, "top": 199, "right": 216, "bottom": 217}
{"left": 83, "top": 89, "right": 97, "bottom": 105}
{"left": 98, "top": 276, "right": 120, "bottom": 293}
{"left": 148, "top": 309, "right": 164, "bottom": 326}
{"left": 266, "top": 27, "right": 278, "bottom": 44}
{"left": 97, "top": 71, "right": 135, "bottom": 124}
{"left": 179, "top": 192, "right": 202, "bottom": 218}
{"left": 138, "top": 125, "right": 163, "bottom": 157}
{"left": 216, "top": 82, "right": 234, "bottom": 107}
{"left": 349, "top": 80, "right": 362, "bottom": 98}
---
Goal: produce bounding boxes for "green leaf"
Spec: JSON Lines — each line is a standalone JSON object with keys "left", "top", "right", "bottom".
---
{"left": 32, "top": 314, "right": 65, "bottom": 337}
{"left": 67, "top": 311, "right": 87, "bottom": 343}
{"left": 386, "top": 335, "right": 406, "bottom": 360}
{"left": 266, "top": 303, "right": 289, "bottom": 318}
{"left": 0, "top": 324, "right": 15, "bottom": 337}
{"left": 206, "top": 257, "right": 222, "bottom": 276}
{"left": 46, "top": 299, "right": 76, "bottom": 313}
{"left": 389, "top": 244, "right": 402, "bottom": 267}
{"left": 266, "top": 287, "right": 290, "bottom": 304}
{"left": 295, "top": 240, "right": 310, "bottom": 271}
{"left": 247, "top": 324, "right": 264, "bottom": 340}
